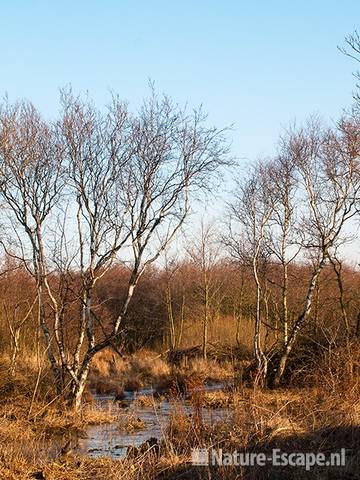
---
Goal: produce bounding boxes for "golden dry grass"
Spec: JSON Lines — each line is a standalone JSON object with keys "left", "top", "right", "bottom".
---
{"left": 0, "top": 344, "right": 359, "bottom": 479}
{"left": 90, "top": 348, "right": 170, "bottom": 394}
{"left": 178, "top": 357, "right": 234, "bottom": 382}
{"left": 118, "top": 414, "right": 146, "bottom": 432}
{"left": 0, "top": 383, "right": 359, "bottom": 479}
{"left": 202, "top": 390, "right": 233, "bottom": 408}
{"left": 133, "top": 394, "right": 158, "bottom": 407}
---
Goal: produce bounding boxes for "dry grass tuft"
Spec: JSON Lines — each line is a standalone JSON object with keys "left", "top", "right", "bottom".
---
{"left": 90, "top": 348, "right": 170, "bottom": 394}
{"left": 118, "top": 413, "right": 146, "bottom": 432}
{"left": 133, "top": 394, "right": 157, "bottom": 407}
{"left": 180, "top": 357, "right": 234, "bottom": 382}
{"left": 202, "top": 390, "right": 233, "bottom": 408}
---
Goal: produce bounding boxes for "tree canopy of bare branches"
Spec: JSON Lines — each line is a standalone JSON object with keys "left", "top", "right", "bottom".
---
{"left": 0, "top": 89, "right": 229, "bottom": 408}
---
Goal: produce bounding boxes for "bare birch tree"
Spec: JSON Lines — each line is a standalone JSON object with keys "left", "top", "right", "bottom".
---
{"left": 55, "top": 90, "right": 133, "bottom": 406}
{"left": 58, "top": 90, "right": 229, "bottom": 408}
{"left": 273, "top": 118, "right": 360, "bottom": 385}
{"left": 267, "top": 148, "right": 300, "bottom": 346}
{"left": 0, "top": 100, "right": 65, "bottom": 392}
{"left": 0, "top": 91, "right": 229, "bottom": 409}
{"left": 227, "top": 163, "right": 274, "bottom": 381}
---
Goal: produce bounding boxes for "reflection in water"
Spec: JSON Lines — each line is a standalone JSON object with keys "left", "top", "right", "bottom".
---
{"left": 78, "top": 384, "right": 230, "bottom": 458}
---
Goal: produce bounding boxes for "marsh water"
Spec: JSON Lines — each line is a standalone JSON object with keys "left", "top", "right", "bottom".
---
{"left": 78, "top": 383, "right": 230, "bottom": 459}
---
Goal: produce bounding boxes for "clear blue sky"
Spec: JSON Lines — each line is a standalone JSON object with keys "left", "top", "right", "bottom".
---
{"left": 0, "top": 0, "right": 359, "bottom": 161}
